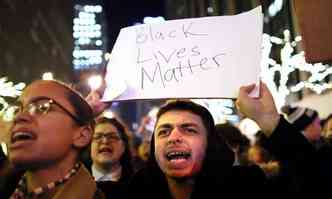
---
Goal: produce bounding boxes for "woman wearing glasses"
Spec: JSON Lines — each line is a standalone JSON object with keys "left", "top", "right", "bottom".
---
{"left": 90, "top": 117, "right": 133, "bottom": 199}
{"left": 6, "top": 80, "right": 105, "bottom": 199}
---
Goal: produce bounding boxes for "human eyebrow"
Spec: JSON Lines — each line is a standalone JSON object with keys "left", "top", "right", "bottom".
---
{"left": 179, "top": 123, "right": 199, "bottom": 129}
{"left": 156, "top": 123, "right": 173, "bottom": 131}
{"left": 94, "top": 131, "right": 118, "bottom": 135}
{"left": 28, "top": 96, "right": 52, "bottom": 104}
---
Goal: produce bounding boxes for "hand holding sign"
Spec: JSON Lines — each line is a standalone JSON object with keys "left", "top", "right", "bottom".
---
{"left": 103, "top": 6, "right": 263, "bottom": 101}
{"left": 86, "top": 76, "right": 112, "bottom": 116}
{"left": 236, "top": 82, "right": 280, "bottom": 136}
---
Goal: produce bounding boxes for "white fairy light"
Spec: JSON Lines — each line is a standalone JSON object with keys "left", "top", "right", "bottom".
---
{"left": 42, "top": 72, "right": 54, "bottom": 80}
{"left": 1, "top": 143, "right": 7, "bottom": 156}
{"left": 0, "top": 77, "right": 25, "bottom": 98}
{"left": 102, "top": 110, "right": 114, "bottom": 119}
{"left": 0, "top": 77, "right": 25, "bottom": 121}
{"left": 193, "top": 99, "right": 238, "bottom": 124}
{"left": 261, "top": 30, "right": 332, "bottom": 110}
{"left": 88, "top": 75, "right": 103, "bottom": 90}
{"left": 268, "top": 0, "right": 284, "bottom": 17}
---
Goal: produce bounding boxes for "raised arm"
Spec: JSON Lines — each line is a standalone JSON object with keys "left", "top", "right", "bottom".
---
{"left": 236, "top": 82, "right": 319, "bottom": 194}
{"left": 236, "top": 82, "right": 280, "bottom": 137}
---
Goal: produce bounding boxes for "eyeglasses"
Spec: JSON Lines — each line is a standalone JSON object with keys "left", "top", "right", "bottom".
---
{"left": 92, "top": 133, "right": 122, "bottom": 143}
{"left": 9, "top": 97, "right": 83, "bottom": 125}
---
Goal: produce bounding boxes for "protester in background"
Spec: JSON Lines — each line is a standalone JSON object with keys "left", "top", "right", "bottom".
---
{"left": 136, "top": 116, "right": 154, "bottom": 141}
{"left": 315, "top": 113, "right": 332, "bottom": 190}
{"left": 248, "top": 131, "right": 280, "bottom": 177}
{"left": 135, "top": 115, "right": 154, "bottom": 165}
{"left": 91, "top": 116, "right": 133, "bottom": 198}
{"left": 321, "top": 113, "right": 332, "bottom": 143}
{"left": 215, "top": 122, "right": 251, "bottom": 166}
{"left": 137, "top": 139, "right": 151, "bottom": 163}
{"left": 6, "top": 80, "right": 104, "bottom": 198}
{"left": 281, "top": 105, "right": 322, "bottom": 148}
{"left": 129, "top": 100, "right": 266, "bottom": 198}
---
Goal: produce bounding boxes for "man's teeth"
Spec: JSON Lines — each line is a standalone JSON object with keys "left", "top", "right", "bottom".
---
{"left": 167, "top": 151, "right": 190, "bottom": 160}
{"left": 13, "top": 132, "right": 33, "bottom": 141}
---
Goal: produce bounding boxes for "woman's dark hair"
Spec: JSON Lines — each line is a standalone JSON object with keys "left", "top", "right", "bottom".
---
{"left": 215, "top": 122, "right": 250, "bottom": 153}
{"left": 148, "top": 100, "right": 234, "bottom": 183}
{"left": 95, "top": 117, "right": 134, "bottom": 181}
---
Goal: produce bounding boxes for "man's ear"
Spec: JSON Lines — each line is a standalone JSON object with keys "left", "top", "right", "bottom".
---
{"left": 73, "top": 126, "right": 93, "bottom": 148}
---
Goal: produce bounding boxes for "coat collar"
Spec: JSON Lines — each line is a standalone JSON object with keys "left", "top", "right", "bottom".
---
{"left": 52, "top": 165, "right": 99, "bottom": 199}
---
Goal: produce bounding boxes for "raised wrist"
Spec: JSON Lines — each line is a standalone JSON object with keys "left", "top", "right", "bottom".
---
{"left": 257, "top": 114, "right": 280, "bottom": 137}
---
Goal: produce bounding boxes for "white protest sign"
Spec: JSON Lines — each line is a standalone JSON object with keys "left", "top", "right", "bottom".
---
{"left": 103, "top": 6, "right": 263, "bottom": 101}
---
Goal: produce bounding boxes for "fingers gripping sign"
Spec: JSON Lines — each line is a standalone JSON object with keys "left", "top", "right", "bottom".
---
{"left": 86, "top": 78, "right": 112, "bottom": 117}
{"left": 236, "top": 82, "right": 280, "bottom": 137}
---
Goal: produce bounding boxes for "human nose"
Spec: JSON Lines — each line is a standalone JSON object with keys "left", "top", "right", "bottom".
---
{"left": 168, "top": 126, "right": 183, "bottom": 143}
{"left": 99, "top": 135, "right": 110, "bottom": 143}
{"left": 13, "top": 110, "right": 33, "bottom": 124}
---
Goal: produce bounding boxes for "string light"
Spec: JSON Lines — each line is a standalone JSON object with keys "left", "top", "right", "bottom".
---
{"left": 88, "top": 75, "right": 103, "bottom": 90}
{"left": 268, "top": 0, "right": 284, "bottom": 17}
{"left": 0, "top": 77, "right": 25, "bottom": 121}
{"left": 193, "top": 99, "right": 238, "bottom": 124}
{"left": 261, "top": 30, "right": 332, "bottom": 110}
{"left": 1, "top": 142, "right": 7, "bottom": 156}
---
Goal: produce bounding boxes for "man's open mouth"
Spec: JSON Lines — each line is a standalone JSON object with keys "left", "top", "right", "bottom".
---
{"left": 166, "top": 151, "right": 191, "bottom": 161}
{"left": 11, "top": 131, "right": 34, "bottom": 143}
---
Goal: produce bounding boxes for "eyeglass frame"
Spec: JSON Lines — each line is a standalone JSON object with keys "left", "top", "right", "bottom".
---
{"left": 92, "top": 132, "right": 122, "bottom": 143}
{"left": 11, "top": 96, "right": 84, "bottom": 125}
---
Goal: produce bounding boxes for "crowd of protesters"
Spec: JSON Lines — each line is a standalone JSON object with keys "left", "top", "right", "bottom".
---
{"left": 1, "top": 79, "right": 332, "bottom": 198}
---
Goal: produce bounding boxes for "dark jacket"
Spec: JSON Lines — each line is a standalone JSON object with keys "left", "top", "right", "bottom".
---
{"left": 86, "top": 165, "right": 132, "bottom": 199}
{"left": 129, "top": 164, "right": 266, "bottom": 198}
{"left": 96, "top": 180, "right": 128, "bottom": 199}
{"left": 262, "top": 116, "right": 324, "bottom": 194}
{"left": 0, "top": 160, "right": 23, "bottom": 199}
{"left": 129, "top": 128, "right": 267, "bottom": 198}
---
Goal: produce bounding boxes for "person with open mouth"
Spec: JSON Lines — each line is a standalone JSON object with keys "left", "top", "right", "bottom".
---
{"left": 6, "top": 80, "right": 105, "bottom": 199}
{"left": 129, "top": 100, "right": 267, "bottom": 199}
{"left": 90, "top": 116, "right": 133, "bottom": 199}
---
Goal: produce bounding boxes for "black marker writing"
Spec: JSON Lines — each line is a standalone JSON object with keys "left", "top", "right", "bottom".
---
{"left": 182, "top": 22, "right": 209, "bottom": 38}
{"left": 140, "top": 52, "right": 226, "bottom": 89}
{"left": 135, "top": 23, "right": 208, "bottom": 45}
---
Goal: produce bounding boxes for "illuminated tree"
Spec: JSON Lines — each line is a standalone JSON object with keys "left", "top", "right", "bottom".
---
{"left": 0, "top": 77, "right": 25, "bottom": 121}
{"left": 261, "top": 30, "right": 332, "bottom": 110}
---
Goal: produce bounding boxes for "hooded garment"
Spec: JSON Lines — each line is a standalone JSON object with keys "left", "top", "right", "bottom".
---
{"left": 129, "top": 128, "right": 267, "bottom": 198}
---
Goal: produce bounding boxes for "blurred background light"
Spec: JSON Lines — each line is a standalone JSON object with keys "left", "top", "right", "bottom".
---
{"left": 42, "top": 72, "right": 54, "bottom": 80}
{"left": 1, "top": 143, "right": 7, "bottom": 156}
{"left": 143, "top": 16, "right": 165, "bottom": 24}
{"left": 88, "top": 74, "right": 103, "bottom": 90}
{"left": 102, "top": 110, "right": 114, "bottom": 119}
